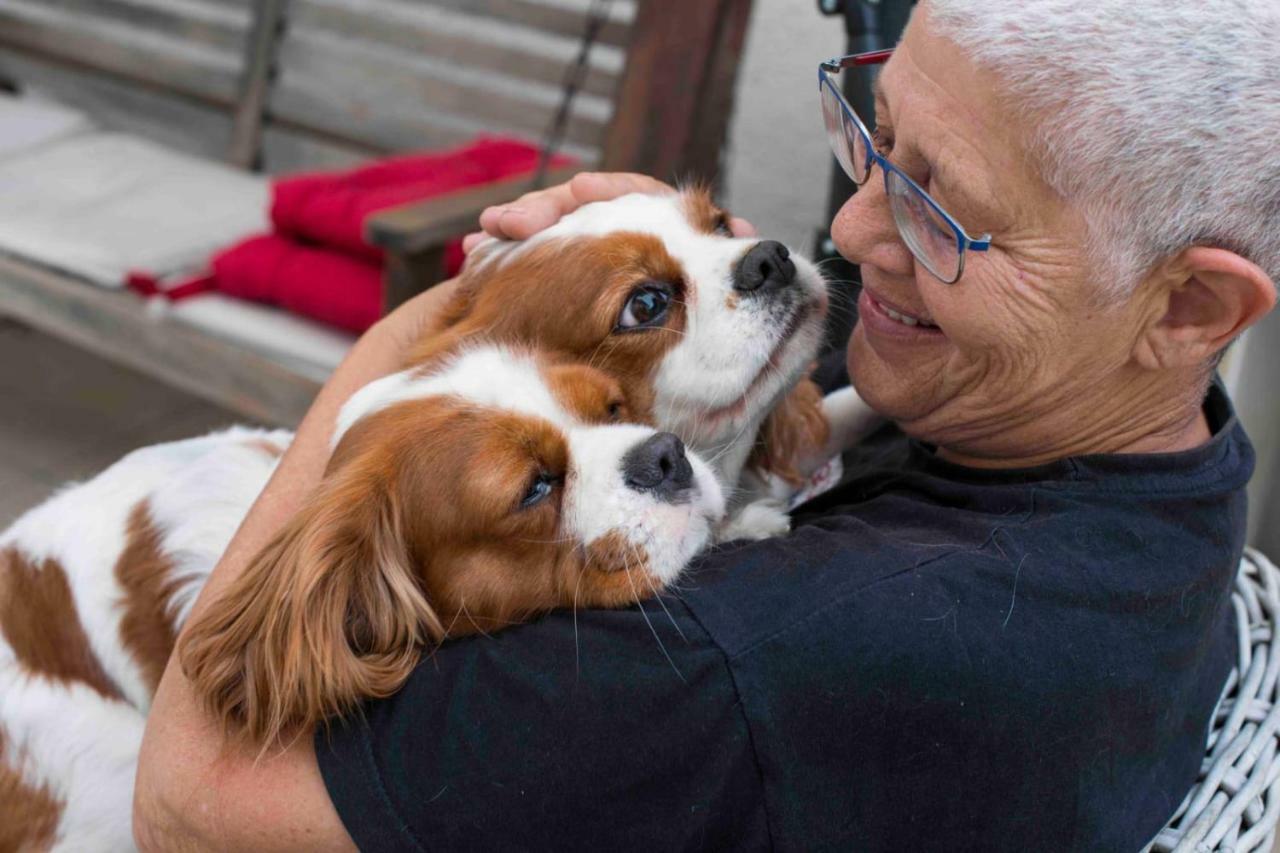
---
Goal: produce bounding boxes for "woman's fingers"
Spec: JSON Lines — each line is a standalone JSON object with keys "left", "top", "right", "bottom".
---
{"left": 466, "top": 213, "right": 757, "bottom": 255}
{"left": 567, "top": 172, "right": 673, "bottom": 205}
{"left": 475, "top": 172, "right": 674, "bottom": 244}
{"left": 467, "top": 172, "right": 756, "bottom": 253}
{"left": 475, "top": 184, "right": 573, "bottom": 241}
{"left": 729, "top": 216, "right": 758, "bottom": 238}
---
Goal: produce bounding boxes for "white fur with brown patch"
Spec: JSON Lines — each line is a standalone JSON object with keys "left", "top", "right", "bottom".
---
{"left": 0, "top": 672, "right": 143, "bottom": 852}
{"left": 0, "top": 346, "right": 725, "bottom": 846}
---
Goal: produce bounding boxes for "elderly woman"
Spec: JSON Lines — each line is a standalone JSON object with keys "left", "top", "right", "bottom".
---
{"left": 134, "top": 1, "right": 1279, "bottom": 850}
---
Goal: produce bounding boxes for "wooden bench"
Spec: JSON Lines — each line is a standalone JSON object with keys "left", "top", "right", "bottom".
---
{"left": 0, "top": 0, "right": 753, "bottom": 425}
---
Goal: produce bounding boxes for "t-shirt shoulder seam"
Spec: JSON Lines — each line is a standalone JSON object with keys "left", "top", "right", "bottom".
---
{"left": 356, "top": 718, "right": 431, "bottom": 852}
{"left": 676, "top": 600, "right": 780, "bottom": 849}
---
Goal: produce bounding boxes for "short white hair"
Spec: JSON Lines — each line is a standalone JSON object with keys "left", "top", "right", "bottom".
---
{"left": 926, "top": 0, "right": 1280, "bottom": 298}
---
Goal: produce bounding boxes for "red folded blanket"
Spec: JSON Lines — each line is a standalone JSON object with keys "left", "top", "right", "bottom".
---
{"left": 273, "top": 137, "right": 564, "bottom": 262}
{"left": 132, "top": 137, "right": 564, "bottom": 334}
{"left": 212, "top": 234, "right": 384, "bottom": 334}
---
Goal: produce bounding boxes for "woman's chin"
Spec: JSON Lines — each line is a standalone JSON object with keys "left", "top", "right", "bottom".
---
{"left": 848, "top": 323, "right": 954, "bottom": 428}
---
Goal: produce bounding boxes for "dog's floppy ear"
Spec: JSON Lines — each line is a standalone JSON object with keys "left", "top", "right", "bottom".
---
{"left": 406, "top": 246, "right": 505, "bottom": 365}
{"left": 179, "top": 467, "right": 441, "bottom": 746}
{"left": 748, "top": 376, "right": 831, "bottom": 487}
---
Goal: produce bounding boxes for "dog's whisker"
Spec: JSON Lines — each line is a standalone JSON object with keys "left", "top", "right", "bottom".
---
{"left": 647, "top": 571, "right": 688, "bottom": 644}
{"left": 572, "top": 568, "right": 585, "bottom": 677}
{"left": 623, "top": 555, "right": 687, "bottom": 684}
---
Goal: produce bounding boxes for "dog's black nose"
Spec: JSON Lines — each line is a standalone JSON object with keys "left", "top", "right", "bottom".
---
{"left": 732, "top": 240, "right": 797, "bottom": 294}
{"left": 622, "top": 432, "right": 694, "bottom": 503}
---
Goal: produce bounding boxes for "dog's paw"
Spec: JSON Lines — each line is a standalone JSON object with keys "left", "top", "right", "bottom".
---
{"left": 717, "top": 499, "right": 791, "bottom": 542}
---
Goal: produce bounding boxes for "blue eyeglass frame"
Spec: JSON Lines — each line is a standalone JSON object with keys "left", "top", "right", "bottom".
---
{"left": 819, "top": 48, "right": 991, "bottom": 284}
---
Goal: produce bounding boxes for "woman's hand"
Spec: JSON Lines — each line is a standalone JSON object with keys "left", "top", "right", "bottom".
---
{"left": 461, "top": 172, "right": 757, "bottom": 252}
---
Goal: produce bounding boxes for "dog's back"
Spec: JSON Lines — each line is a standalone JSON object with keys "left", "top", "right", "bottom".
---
{"left": 0, "top": 427, "right": 289, "bottom": 850}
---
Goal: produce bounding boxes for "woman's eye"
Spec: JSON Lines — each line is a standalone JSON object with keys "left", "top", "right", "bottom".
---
{"left": 520, "top": 473, "right": 556, "bottom": 508}
{"left": 617, "top": 285, "right": 671, "bottom": 330}
{"left": 872, "top": 126, "right": 893, "bottom": 155}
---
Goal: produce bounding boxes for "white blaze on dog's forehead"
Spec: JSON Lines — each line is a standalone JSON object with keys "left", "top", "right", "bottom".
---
{"left": 455, "top": 197, "right": 679, "bottom": 275}
{"left": 333, "top": 345, "right": 572, "bottom": 446}
{"left": 506, "top": 192, "right": 742, "bottom": 261}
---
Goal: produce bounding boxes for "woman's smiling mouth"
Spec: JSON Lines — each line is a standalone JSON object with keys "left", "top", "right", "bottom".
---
{"left": 859, "top": 287, "right": 945, "bottom": 340}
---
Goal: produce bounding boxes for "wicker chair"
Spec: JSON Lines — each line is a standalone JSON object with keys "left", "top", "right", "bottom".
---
{"left": 1147, "top": 548, "right": 1280, "bottom": 852}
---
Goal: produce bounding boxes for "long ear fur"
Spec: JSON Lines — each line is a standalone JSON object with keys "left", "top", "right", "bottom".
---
{"left": 179, "top": 477, "right": 441, "bottom": 745}
{"left": 406, "top": 254, "right": 496, "bottom": 366}
{"left": 748, "top": 377, "right": 831, "bottom": 487}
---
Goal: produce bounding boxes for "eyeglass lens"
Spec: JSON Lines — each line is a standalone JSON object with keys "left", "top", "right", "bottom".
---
{"left": 820, "top": 81, "right": 859, "bottom": 182}
{"left": 887, "top": 170, "right": 962, "bottom": 282}
{"left": 821, "top": 74, "right": 962, "bottom": 283}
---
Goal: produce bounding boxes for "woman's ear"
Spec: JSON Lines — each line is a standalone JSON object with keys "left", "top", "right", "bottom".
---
{"left": 748, "top": 377, "right": 831, "bottom": 487}
{"left": 1134, "top": 247, "right": 1276, "bottom": 371}
{"left": 179, "top": 471, "right": 441, "bottom": 746}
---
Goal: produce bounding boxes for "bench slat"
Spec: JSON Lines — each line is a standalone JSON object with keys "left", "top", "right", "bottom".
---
{"left": 290, "top": 0, "right": 621, "bottom": 99}
{"left": 0, "top": 254, "right": 319, "bottom": 427}
{"left": 199, "top": 0, "right": 634, "bottom": 44}
{"left": 272, "top": 34, "right": 609, "bottom": 154}
{"left": 227, "top": 0, "right": 285, "bottom": 167}
{"left": 0, "top": 51, "right": 234, "bottom": 160}
{"left": 22, "top": 0, "right": 248, "bottom": 55}
{"left": 261, "top": 126, "right": 370, "bottom": 175}
{"left": 408, "top": 0, "right": 631, "bottom": 48}
{"left": 191, "top": 0, "right": 635, "bottom": 44}
{"left": 0, "top": 0, "right": 241, "bottom": 107}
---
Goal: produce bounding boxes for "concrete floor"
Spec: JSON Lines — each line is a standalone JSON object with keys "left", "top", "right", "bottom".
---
{"left": 0, "top": 319, "right": 241, "bottom": 527}
{"left": 723, "top": 0, "right": 844, "bottom": 254}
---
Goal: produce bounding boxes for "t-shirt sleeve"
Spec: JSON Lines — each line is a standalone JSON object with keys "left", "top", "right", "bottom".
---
{"left": 315, "top": 598, "right": 769, "bottom": 852}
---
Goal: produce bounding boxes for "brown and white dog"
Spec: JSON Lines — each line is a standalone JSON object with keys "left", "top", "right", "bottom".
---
{"left": 0, "top": 189, "right": 877, "bottom": 849}
{"left": 1, "top": 346, "right": 725, "bottom": 851}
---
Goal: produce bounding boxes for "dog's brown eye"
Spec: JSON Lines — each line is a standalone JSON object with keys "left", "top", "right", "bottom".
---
{"left": 714, "top": 213, "right": 733, "bottom": 237}
{"left": 607, "top": 400, "right": 625, "bottom": 422}
{"left": 520, "top": 472, "right": 557, "bottom": 508}
{"left": 617, "top": 284, "right": 671, "bottom": 331}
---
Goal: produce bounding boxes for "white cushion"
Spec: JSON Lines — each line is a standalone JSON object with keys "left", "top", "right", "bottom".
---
{"left": 0, "top": 133, "right": 268, "bottom": 286}
{"left": 0, "top": 92, "right": 93, "bottom": 160}
{"left": 162, "top": 294, "right": 354, "bottom": 380}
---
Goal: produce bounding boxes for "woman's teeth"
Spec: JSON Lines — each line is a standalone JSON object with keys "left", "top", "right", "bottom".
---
{"left": 875, "top": 298, "right": 936, "bottom": 328}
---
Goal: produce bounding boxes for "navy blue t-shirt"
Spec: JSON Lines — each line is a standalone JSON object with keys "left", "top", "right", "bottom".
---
{"left": 318, "top": 383, "right": 1250, "bottom": 852}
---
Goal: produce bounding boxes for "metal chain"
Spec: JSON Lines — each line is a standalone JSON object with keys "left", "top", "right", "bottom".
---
{"left": 535, "top": 0, "right": 616, "bottom": 187}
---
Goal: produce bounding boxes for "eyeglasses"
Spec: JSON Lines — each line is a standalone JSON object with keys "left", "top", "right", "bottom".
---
{"left": 819, "top": 49, "right": 990, "bottom": 284}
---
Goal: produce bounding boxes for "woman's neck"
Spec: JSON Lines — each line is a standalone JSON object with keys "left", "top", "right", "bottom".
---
{"left": 932, "top": 372, "right": 1214, "bottom": 469}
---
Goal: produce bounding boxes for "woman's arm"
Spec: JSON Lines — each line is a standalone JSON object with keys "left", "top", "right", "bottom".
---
{"left": 133, "top": 280, "right": 459, "bottom": 852}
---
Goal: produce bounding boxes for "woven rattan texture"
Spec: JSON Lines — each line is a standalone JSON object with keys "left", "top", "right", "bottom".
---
{"left": 1146, "top": 548, "right": 1280, "bottom": 853}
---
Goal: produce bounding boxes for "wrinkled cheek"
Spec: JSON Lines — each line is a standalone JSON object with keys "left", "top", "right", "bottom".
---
{"left": 932, "top": 286, "right": 1055, "bottom": 383}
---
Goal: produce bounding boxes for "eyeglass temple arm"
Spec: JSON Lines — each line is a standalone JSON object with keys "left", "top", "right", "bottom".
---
{"left": 822, "top": 48, "right": 894, "bottom": 72}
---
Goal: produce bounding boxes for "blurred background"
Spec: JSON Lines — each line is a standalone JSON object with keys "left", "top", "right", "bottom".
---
{"left": 1, "top": 0, "right": 1277, "bottom": 561}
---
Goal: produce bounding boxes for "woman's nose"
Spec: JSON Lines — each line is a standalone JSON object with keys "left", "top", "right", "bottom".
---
{"left": 831, "top": 179, "right": 914, "bottom": 277}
